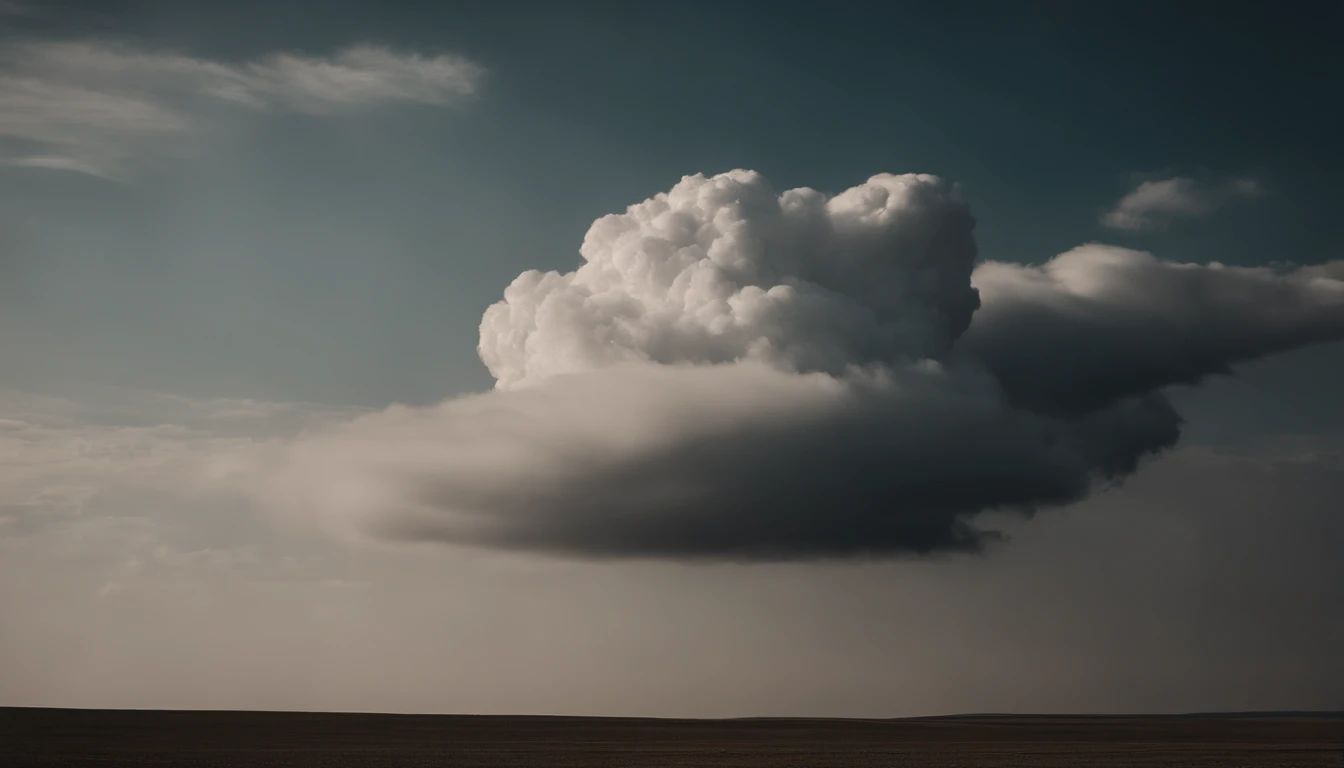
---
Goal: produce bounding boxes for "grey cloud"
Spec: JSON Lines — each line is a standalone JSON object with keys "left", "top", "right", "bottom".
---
{"left": 960, "top": 245, "right": 1344, "bottom": 415}
{"left": 1100, "top": 176, "right": 1262, "bottom": 231}
{"left": 0, "top": 40, "right": 484, "bottom": 177}
{"left": 395, "top": 379, "right": 1180, "bottom": 560}
{"left": 246, "top": 361, "right": 1182, "bottom": 560}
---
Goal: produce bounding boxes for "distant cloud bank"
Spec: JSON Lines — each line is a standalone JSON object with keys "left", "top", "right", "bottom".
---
{"left": 0, "top": 40, "right": 484, "bottom": 178}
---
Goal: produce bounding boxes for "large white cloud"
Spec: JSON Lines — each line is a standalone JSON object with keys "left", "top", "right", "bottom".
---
{"left": 234, "top": 170, "right": 1344, "bottom": 560}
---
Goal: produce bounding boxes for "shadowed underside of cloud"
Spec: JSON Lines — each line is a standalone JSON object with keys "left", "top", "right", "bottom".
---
{"left": 243, "top": 171, "right": 1344, "bottom": 561}
{"left": 250, "top": 363, "right": 1181, "bottom": 559}
{"left": 963, "top": 247, "right": 1344, "bottom": 415}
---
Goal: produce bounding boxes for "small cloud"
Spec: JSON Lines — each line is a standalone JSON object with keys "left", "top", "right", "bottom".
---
{"left": 1227, "top": 178, "right": 1263, "bottom": 198}
{"left": 1100, "top": 176, "right": 1263, "bottom": 231}
{"left": 0, "top": 40, "right": 485, "bottom": 178}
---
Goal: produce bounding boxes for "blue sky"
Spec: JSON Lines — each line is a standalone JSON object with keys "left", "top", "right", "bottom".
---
{"left": 2, "top": 1, "right": 1342, "bottom": 715}
{"left": 4, "top": 1, "right": 1340, "bottom": 406}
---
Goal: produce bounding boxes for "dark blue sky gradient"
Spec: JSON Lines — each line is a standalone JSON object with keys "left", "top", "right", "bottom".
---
{"left": 2, "top": 0, "right": 1340, "bottom": 405}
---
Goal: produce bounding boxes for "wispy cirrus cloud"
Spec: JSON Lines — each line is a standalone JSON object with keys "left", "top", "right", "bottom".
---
{"left": 0, "top": 40, "right": 485, "bottom": 178}
{"left": 1100, "top": 176, "right": 1262, "bottom": 231}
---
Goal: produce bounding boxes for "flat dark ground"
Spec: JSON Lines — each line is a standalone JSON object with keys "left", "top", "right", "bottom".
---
{"left": 3, "top": 707, "right": 1342, "bottom": 767}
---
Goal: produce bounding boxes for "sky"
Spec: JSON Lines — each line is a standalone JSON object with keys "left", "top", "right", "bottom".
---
{"left": 2, "top": 0, "right": 1343, "bottom": 716}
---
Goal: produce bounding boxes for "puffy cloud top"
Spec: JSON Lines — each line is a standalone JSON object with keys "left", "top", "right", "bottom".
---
{"left": 480, "top": 171, "right": 980, "bottom": 389}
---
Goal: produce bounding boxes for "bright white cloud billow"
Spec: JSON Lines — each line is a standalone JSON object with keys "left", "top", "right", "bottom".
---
{"left": 1100, "top": 176, "right": 1262, "bottom": 230}
{"left": 480, "top": 171, "right": 980, "bottom": 389}
{"left": 0, "top": 40, "right": 484, "bottom": 177}
{"left": 233, "top": 171, "right": 1344, "bottom": 560}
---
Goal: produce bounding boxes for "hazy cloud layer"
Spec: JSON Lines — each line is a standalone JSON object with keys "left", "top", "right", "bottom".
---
{"left": 1100, "top": 176, "right": 1262, "bottom": 231}
{"left": 0, "top": 389, "right": 363, "bottom": 540}
{"left": 242, "top": 362, "right": 1182, "bottom": 558}
{"left": 237, "top": 171, "right": 1344, "bottom": 560}
{"left": 0, "top": 40, "right": 484, "bottom": 177}
{"left": 3, "top": 385, "right": 1341, "bottom": 714}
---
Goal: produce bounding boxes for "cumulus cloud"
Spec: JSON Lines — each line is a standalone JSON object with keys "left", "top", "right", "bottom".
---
{"left": 0, "top": 40, "right": 484, "bottom": 177}
{"left": 1099, "top": 176, "right": 1262, "bottom": 230}
{"left": 480, "top": 171, "right": 980, "bottom": 389}
{"left": 234, "top": 170, "right": 1344, "bottom": 561}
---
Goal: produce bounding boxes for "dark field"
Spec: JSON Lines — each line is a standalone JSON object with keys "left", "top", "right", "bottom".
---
{"left": 2, "top": 707, "right": 1342, "bottom": 767}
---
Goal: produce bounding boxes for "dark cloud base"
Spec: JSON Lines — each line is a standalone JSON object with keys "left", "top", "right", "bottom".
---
{"left": 382, "top": 384, "right": 1182, "bottom": 561}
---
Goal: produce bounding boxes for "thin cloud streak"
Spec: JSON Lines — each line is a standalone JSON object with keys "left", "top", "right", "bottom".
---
{"left": 2, "top": 153, "right": 117, "bottom": 179}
